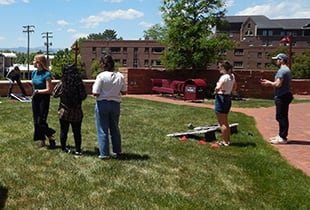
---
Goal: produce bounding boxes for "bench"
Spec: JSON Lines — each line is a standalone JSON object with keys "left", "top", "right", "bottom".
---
{"left": 151, "top": 79, "right": 185, "bottom": 95}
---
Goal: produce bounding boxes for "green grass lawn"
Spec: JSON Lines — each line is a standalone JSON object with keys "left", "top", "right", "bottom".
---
{"left": 0, "top": 96, "right": 309, "bottom": 210}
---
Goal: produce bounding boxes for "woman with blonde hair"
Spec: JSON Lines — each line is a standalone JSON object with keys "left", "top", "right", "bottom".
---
{"left": 31, "top": 54, "right": 56, "bottom": 148}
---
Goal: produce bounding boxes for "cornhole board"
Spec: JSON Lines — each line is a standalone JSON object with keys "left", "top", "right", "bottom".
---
{"left": 10, "top": 93, "right": 31, "bottom": 102}
{"left": 167, "top": 123, "right": 239, "bottom": 141}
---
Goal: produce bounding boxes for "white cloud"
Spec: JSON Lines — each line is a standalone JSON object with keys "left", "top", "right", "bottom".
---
{"left": 224, "top": 0, "right": 234, "bottom": 8}
{"left": 236, "top": 1, "right": 310, "bottom": 19}
{"left": 57, "top": 20, "right": 69, "bottom": 26}
{"left": 138, "top": 21, "right": 154, "bottom": 28}
{"left": 22, "top": 0, "right": 29, "bottom": 3}
{"left": 67, "top": 28, "right": 76, "bottom": 33}
{"left": 0, "top": 36, "right": 5, "bottom": 40}
{"left": 80, "top": 9, "right": 144, "bottom": 28}
{"left": 73, "top": 33, "right": 88, "bottom": 40}
{"left": 0, "top": 0, "right": 15, "bottom": 5}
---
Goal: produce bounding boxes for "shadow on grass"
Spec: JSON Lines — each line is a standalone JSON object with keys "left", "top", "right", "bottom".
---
{"left": 82, "top": 149, "right": 150, "bottom": 161}
{"left": 0, "top": 186, "right": 8, "bottom": 210}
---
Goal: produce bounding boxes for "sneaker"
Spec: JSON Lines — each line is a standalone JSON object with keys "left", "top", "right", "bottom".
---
{"left": 98, "top": 155, "right": 110, "bottom": 160}
{"left": 62, "top": 147, "right": 71, "bottom": 153}
{"left": 48, "top": 136, "right": 56, "bottom": 149}
{"left": 270, "top": 136, "right": 287, "bottom": 144}
{"left": 269, "top": 135, "right": 280, "bottom": 142}
{"left": 74, "top": 151, "right": 83, "bottom": 157}
{"left": 217, "top": 141, "right": 230, "bottom": 146}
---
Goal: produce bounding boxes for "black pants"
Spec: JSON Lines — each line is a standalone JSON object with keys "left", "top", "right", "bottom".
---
{"left": 59, "top": 119, "right": 82, "bottom": 152}
{"left": 275, "top": 92, "right": 293, "bottom": 140}
{"left": 8, "top": 79, "right": 27, "bottom": 96}
{"left": 32, "top": 94, "right": 55, "bottom": 141}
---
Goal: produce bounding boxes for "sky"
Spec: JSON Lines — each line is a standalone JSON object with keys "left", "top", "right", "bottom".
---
{"left": 0, "top": 0, "right": 310, "bottom": 50}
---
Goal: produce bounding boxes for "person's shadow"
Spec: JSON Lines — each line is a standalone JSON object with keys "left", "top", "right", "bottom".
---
{"left": 82, "top": 148, "right": 150, "bottom": 161}
{"left": 0, "top": 186, "right": 8, "bottom": 210}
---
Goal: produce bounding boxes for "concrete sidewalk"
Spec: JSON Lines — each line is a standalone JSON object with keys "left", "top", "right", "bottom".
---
{"left": 126, "top": 94, "right": 310, "bottom": 176}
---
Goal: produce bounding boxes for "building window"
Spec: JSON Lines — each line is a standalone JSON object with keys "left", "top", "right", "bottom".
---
{"left": 151, "top": 47, "right": 164, "bottom": 54}
{"left": 134, "top": 48, "right": 138, "bottom": 57}
{"left": 234, "top": 49, "right": 244, "bottom": 56}
{"left": 123, "top": 47, "right": 127, "bottom": 53}
{"left": 257, "top": 52, "right": 262, "bottom": 58}
{"left": 245, "top": 30, "right": 253, "bottom": 36}
{"left": 151, "top": 60, "right": 161, "bottom": 66}
{"left": 92, "top": 47, "right": 97, "bottom": 54}
{"left": 122, "top": 59, "right": 127, "bottom": 66}
{"left": 248, "top": 40, "right": 254, "bottom": 46}
{"left": 233, "top": 61, "right": 243, "bottom": 68}
{"left": 144, "top": 48, "right": 149, "bottom": 53}
{"left": 101, "top": 47, "right": 105, "bottom": 54}
{"left": 247, "top": 23, "right": 251, "bottom": 28}
{"left": 133, "top": 59, "right": 138, "bottom": 67}
{"left": 257, "top": 63, "right": 262, "bottom": 69}
{"left": 110, "top": 47, "right": 121, "bottom": 53}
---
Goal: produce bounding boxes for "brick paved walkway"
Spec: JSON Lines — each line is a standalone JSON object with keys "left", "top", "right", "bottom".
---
{"left": 126, "top": 94, "right": 310, "bottom": 176}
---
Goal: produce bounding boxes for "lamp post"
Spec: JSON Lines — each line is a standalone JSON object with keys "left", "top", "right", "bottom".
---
{"left": 280, "top": 32, "right": 292, "bottom": 69}
{"left": 71, "top": 40, "right": 79, "bottom": 65}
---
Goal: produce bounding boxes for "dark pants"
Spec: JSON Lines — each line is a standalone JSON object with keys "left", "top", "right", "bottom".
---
{"left": 8, "top": 79, "right": 27, "bottom": 96}
{"left": 275, "top": 92, "right": 293, "bottom": 140}
{"left": 59, "top": 119, "right": 82, "bottom": 152}
{"left": 32, "top": 94, "right": 55, "bottom": 141}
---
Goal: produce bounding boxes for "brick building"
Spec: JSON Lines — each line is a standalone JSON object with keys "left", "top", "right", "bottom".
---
{"left": 81, "top": 40, "right": 165, "bottom": 78}
{"left": 80, "top": 15, "right": 310, "bottom": 78}
{"left": 217, "top": 15, "right": 310, "bottom": 69}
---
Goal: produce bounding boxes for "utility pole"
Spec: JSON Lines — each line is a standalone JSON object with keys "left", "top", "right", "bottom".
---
{"left": 23, "top": 25, "right": 35, "bottom": 79}
{"left": 41, "top": 32, "right": 53, "bottom": 68}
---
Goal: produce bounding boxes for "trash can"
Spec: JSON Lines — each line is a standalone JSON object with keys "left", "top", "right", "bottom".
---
{"left": 184, "top": 79, "right": 207, "bottom": 100}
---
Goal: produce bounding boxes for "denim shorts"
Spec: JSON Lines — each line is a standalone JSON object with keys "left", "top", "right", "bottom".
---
{"left": 215, "top": 94, "right": 232, "bottom": 114}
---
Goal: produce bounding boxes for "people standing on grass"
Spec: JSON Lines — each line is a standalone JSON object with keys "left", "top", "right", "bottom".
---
{"left": 31, "top": 54, "right": 56, "bottom": 149}
{"left": 214, "top": 61, "right": 237, "bottom": 146}
{"left": 260, "top": 53, "right": 293, "bottom": 144}
{"left": 6, "top": 66, "right": 27, "bottom": 97}
{"left": 92, "top": 54, "right": 127, "bottom": 159}
{"left": 53, "top": 64, "right": 87, "bottom": 156}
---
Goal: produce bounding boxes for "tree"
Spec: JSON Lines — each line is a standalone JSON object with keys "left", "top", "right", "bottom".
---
{"left": 88, "top": 29, "right": 120, "bottom": 40}
{"left": 291, "top": 51, "right": 310, "bottom": 79}
{"left": 160, "top": 0, "right": 235, "bottom": 70}
{"left": 143, "top": 24, "right": 167, "bottom": 41}
{"left": 51, "top": 38, "right": 86, "bottom": 79}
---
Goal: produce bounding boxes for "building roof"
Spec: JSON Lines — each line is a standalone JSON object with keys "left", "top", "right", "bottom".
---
{"left": 223, "top": 15, "right": 310, "bottom": 30}
{"left": 0, "top": 52, "right": 17, "bottom": 58}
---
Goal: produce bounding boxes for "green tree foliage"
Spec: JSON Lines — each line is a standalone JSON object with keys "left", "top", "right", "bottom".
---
{"left": 87, "top": 29, "right": 121, "bottom": 40}
{"left": 292, "top": 51, "right": 310, "bottom": 79}
{"left": 160, "top": 0, "right": 235, "bottom": 70}
{"left": 143, "top": 24, "right": 167, "bottom": 41}
{"left": 51, "top": 39, "right": 86, "bottom": 79}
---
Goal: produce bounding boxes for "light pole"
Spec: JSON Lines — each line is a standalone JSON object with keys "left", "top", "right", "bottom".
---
{"left": 23, "top": 25, "right": 35, "bottom": 79}
{"left": 280, "top": 32, "right": 292, "bottom": 69}
{"left": 41, "top": 32, "right": 53, "bottom": 68}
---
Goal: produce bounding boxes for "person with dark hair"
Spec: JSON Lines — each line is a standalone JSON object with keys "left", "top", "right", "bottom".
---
{"left": 6, "top": 66, "right": 27, "bottom": 97}
{"left": 92, "top": 54, "right": 127, "bottom": 159}
{"left": 31, "top": 54, "right": 56, "bottom": 148}
{"left": 53, "top": 64, "right": 87, "bottom": 156}
{"left": 261, "top": 53, "right": 293, "bottom": 144}
{"left": 214, "top": 61, "right": 237, "bottom": 146}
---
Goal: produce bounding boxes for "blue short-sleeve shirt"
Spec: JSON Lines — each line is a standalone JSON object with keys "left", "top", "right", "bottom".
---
{"left": 32, "top": 70, "right": 51, "bottom": 90}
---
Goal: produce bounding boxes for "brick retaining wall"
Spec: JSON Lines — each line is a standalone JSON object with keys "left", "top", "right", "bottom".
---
{"left": 0, "top": 69, "right": 308, "bottom": 99}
